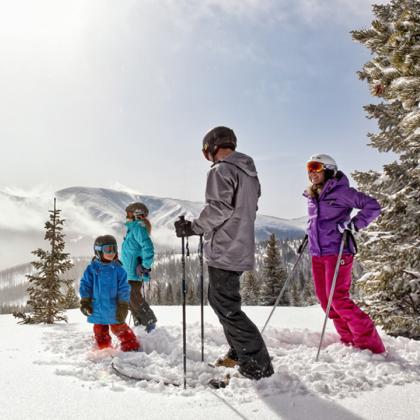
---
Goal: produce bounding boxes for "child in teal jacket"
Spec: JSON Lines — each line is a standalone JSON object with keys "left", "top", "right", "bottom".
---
{"left": 121, "top": 203, "right": 157, "bottom": 332}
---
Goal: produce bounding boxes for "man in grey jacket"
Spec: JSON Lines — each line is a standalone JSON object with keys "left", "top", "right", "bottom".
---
{"left": 175, "top": 126, "right": 273, "bottom": 380}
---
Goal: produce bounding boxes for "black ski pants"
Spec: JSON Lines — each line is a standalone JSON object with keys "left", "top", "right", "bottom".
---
{"left": 129, "top": 281, "right": 157, "bottom": 327}
{"left": 208, "top": 266, "right": 273, "bottom": 379}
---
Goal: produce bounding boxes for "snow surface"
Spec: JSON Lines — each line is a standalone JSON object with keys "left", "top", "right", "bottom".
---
{"left": 1, "top": 306, "right": 419, "bottom": 420}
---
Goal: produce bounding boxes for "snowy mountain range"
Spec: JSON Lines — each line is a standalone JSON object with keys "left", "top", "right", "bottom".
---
{"left": 56, "top": 186, "right": 307, "bottom": 241}
{"left": 0, "top": 185, "right": 306, "bottom": 272}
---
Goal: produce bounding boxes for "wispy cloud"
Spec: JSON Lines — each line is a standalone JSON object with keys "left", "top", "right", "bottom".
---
{"left": 150, "top": 0, "right": 384, "bottom": 26}
{"left": 0, "top": 186, "right": 103, "bottom": 236}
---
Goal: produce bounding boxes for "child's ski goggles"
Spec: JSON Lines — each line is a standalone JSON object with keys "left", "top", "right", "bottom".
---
{"left": 307, "top": 161, "right": 325, "bottom": 173}
{"left": 95, "top": 244, "right": 118, "bottom": 254}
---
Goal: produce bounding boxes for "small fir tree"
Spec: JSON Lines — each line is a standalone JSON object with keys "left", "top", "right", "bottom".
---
{"left": 302, "top": 274, "right": 317, "bottom": 306}
{"left": 241, "top": 271, "right": 260, "bottom": 305}
{"left": 351, "top": 0, "right": 420, "bottom": 338}
{"left": 155, "top": 284, "right": 162, "bottom": 305}
{"left": 289, "top": 281, "right": 302, "bottom": 307}
{"left": 63, "top": 279, "right": 79, "bottom": 310}
{"left": 186, "top": 279, "right": 196, "bottom": 305}
{"left": 166, "top": 283, "right": 175, "bottom": 305}
{"left": 259, "top": 234, "right": 288, "bottom": 306}
{"left": 14, "top": 199, "right": 73, "bottom": 324}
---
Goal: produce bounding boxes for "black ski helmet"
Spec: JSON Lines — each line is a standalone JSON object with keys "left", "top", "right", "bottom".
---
{"left": 125, "top": 202, "right": 149, "bottom": 219}
{"left": 94, "top": 235, "right": 118, "bottom": 260}
{"left": 202, "top": 126, "right": 237, "bottom": 156}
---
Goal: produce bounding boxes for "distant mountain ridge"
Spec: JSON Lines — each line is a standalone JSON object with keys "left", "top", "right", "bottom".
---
{"left": 0, "top": 185, "right": 306, "bottom": 271}
{"left": 0, "top": 185, "right": 307, "bottom": 308}
{"left": 56, "top": 186, "right": 306, "bottom": 241}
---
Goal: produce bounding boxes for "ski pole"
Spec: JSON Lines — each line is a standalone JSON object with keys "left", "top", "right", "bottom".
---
{"left": 315, "top": 231, "right": 347, "bottom": 362}
{"left": 260, "top": 235, "right": 308, "bottom": 335}
{"left": 179, "top": 216, "right": 187, "bottom": 389}
{"left": 198, "top": 234, "right": 204, "bottom": 362}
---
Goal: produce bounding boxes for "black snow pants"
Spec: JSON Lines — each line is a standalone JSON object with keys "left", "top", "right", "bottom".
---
{"left": 208, "top": 266, "right": 273, "bottom": 380}
{"left": 129, "top": 281, "right": 157, "bottom": 327}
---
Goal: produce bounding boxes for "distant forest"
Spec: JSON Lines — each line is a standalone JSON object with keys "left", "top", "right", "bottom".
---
{"left": 0, "top": 237, "right": 362, "bottom": 314}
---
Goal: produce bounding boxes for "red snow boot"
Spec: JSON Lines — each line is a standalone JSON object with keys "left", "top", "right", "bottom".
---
{"left": 93, "top": 324, "right": 112, "bottom": 349}
{"left": 111, "top": 323, "right": 140, "bottom": 352}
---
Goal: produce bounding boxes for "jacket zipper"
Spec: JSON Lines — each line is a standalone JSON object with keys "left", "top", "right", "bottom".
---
{"left": 315, "top": 198, "right": 322, "bottom": 256}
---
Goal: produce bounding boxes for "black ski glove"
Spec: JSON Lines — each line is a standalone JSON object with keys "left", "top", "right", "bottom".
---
{"left": 116, "top": 301, "right": 129, "bottom": 323}
{"left": 174, "top": 219, "right": 197, "bottom": 237}
{"left": 80, "top": 297, "right": 92, "bottom": 317}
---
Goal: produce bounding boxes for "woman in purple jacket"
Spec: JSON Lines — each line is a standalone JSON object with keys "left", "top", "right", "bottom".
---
{"left": 304, "top": 154, "right": 385, "bottom": 354}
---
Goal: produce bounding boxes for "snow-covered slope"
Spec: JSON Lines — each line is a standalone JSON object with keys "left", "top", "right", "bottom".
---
{"left": 0, "top": 306, "right": 419, "bottom": 420}
{"left": 56, "top": 186, "right": 305, "bottom": 242}
{"left": 0, "top": 186, "right": 306, "bottom": 270}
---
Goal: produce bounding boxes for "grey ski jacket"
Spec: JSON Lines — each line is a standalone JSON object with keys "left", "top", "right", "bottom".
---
{"left": 192, "top": 151, "right": 260, "bottom": 272}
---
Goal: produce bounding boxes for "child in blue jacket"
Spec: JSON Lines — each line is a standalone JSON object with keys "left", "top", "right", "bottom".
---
{"left": 121, "top": 202, "right": 157, "bottom": 332}
{"left": 79, "top": 235, "right": 140, "bottom": 351}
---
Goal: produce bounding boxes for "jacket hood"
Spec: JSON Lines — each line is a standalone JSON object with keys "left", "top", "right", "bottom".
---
{"left": 322, "top": 171, "right": 349, "bottom": 194}
{"left": 219, "top": 151, "right": 258, "bottom": 177}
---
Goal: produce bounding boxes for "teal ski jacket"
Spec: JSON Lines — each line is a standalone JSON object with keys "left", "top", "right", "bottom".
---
{"left": 121, "top": 220, "right": 154, "bottom": 282}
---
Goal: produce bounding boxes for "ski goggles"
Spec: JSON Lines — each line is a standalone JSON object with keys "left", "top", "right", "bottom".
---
{"left": 307, "top": 161, "right": 325, "bottom": 173}
{"left": 95, "top": 244, "right": 118, "bottom": 254}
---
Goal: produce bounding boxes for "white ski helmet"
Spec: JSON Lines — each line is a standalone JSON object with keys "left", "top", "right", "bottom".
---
{"left": 307, "top": 154, "right": 338, "bottom": 174}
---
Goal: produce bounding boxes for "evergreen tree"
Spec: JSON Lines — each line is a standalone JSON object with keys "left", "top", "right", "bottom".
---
{"left": 174, "top": 280, "right": 182, "bottom": 305}
{"left": 241, "top": 271, "right": 260, "bottom": 305}
{"left": 14, "top": 199, "right": 73, "bottom": 324}
{"left": 63, "top": 279, "right": 79, "bottom": 310}
{"left": 186, "top": 278, "right": 196, "bottom": 305}
{"left": 154, "top": 283, "right": 162, "bottom": 305}
{"left": 259, "top": 234, "right": 288, "bottom": 306}
{"left": 302, "top": 274, "right": 317, "bottom": 306}
{"left": 351, "top": 0, "right": 420, "bottom": 338}
{"left": 166, "top": 283, "right": 174, "bottom": 305}
{"left": 289, "top": 280, "right": 302, "bottom": 307}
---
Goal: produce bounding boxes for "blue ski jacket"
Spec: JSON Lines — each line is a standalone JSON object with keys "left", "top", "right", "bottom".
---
{"left": 121, "top": 220, "right": 154, "bottom": 282}
{"left": 79, "top": 259, "right": 130, "bottom": 325}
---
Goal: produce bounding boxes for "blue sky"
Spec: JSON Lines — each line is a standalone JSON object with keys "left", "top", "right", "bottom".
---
{"left": 0, "top": 0, "right": 390, "bottom": 218}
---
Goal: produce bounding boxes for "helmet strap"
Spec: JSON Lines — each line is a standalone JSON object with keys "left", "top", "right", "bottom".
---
{"left": 210, "top": 145, "right": 219, "bottom": 160}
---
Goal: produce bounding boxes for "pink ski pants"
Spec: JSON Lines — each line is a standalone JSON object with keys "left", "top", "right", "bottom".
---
{"left": 312, "top": 254, "right": 385, "bottom": 353}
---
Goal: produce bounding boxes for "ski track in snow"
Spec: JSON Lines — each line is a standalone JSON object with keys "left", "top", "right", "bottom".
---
{"left": 34, "top": 320, "right": 420, "bottom": 402}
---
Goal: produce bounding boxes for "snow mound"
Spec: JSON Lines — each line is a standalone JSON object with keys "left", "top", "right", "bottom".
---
{"left": 37, "top": 322, "right": 420, "bottom": 401}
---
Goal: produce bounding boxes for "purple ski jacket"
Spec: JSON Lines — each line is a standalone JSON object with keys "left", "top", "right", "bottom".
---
{"left": 303, "top": 172, "right": 381, "bottom": 256}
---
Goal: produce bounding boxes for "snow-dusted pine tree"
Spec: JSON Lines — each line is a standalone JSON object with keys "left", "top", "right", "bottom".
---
{"left": 351, "top": 0, "right": 420, "bottom": 339}
{"left": 63, "top": 279, "right": 79, "bottom": 310}
{"left": 302, "top": 274, "right": 317, "bottom": 306}
{"left": 166, "top": 283, "right": 175, "bottom": 305}
{"left": 14, "top": 199, "right": 73, "bottom": 324}
{"left": 289, "top": 280, "right": 302, "bottom": 307}
{"left": 259, "top": 234, "right": 288, "bottom": 306}
{"left": 241, "top": 271, "right": 260, "bottom": 305}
